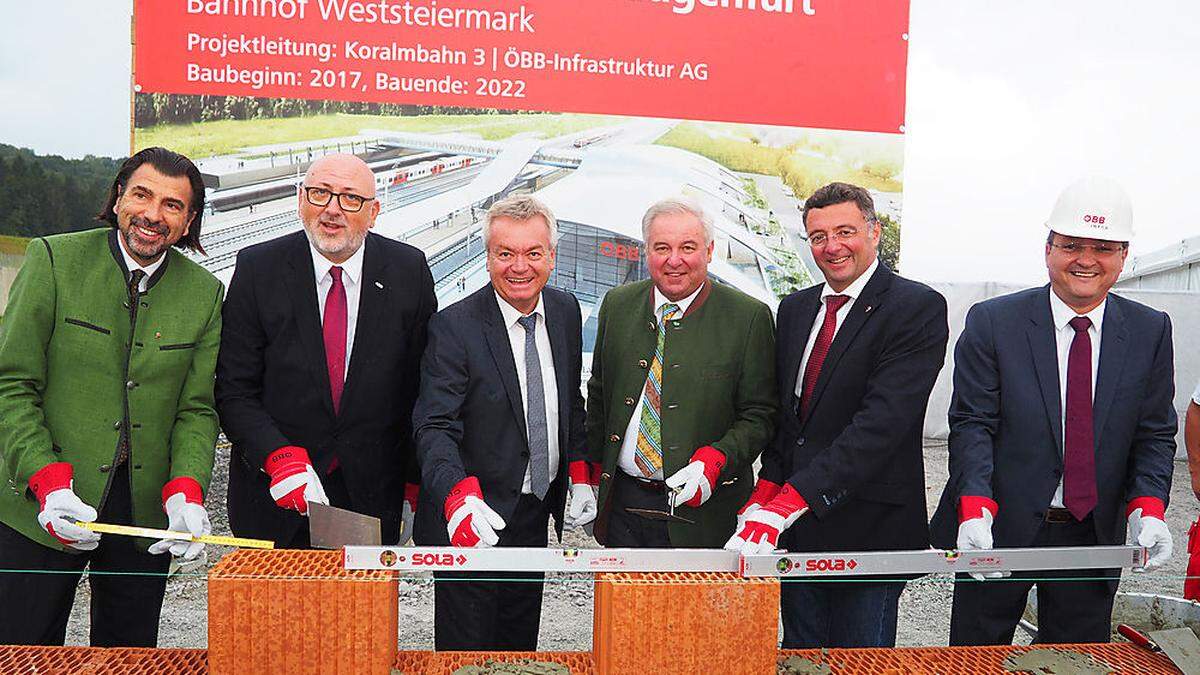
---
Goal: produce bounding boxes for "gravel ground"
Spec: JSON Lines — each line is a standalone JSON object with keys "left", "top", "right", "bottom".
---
{"left": 62, "top": 440, "right": 1200, "bottom": 649}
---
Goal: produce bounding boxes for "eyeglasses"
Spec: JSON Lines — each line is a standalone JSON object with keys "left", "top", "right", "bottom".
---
{"left": 1048, "top": 242, "right": 1126, "bottom": 259}
{"left": 806, "top": 227, "right": 860, "bottom": 248}
{"left": 302, "top": 186, "right": 375, "bottom": 213}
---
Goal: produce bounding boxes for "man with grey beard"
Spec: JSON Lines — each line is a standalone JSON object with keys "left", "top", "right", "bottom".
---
{"left": 217, "top": 153, "right": 436, "bottom": 548}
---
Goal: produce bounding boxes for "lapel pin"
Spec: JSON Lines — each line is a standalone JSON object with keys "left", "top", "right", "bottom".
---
{"left": 375, "top": 281, "right": 384, "bottom": 289}
{"left": 154, "top": 331, "right": 162, "bottom": 339}
{"left": 864, "top": 305, "right": 873, "bottom": 313}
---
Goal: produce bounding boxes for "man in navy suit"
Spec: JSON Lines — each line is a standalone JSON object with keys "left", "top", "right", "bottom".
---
{"left": 930, "top": 176, "right": 1175, "bottom": 645}
{"left": 726, "top": 182, "right": 948, "bottom": 648}
{"left": 412, "top": 194, "right": 588, "bottom": 651}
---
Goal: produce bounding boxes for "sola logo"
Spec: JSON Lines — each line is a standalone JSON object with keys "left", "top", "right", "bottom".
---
{"left": 804, "top": 558, "right": 858, "bottom": 572}
{"left": 1083, "top": 214, "right": 1106, "bottom": 224}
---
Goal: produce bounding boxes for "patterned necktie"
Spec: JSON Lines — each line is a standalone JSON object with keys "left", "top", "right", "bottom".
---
{"left": 798, "top": 295, "right": 850, "bottom": 418}
{"left": 634, "top": 303, "right": 681, "bottom": 478}
{"left": 1063, "top": 316, "right": 1097, "bottom": 520}
{"left": 323, "top": 266, "right": 347, "bottom": 415}
{"left": 518, "top": 314, "right": 550, "bottom": 500}
{"left": 127, "top": 269, "right": 145, "bottom": 301}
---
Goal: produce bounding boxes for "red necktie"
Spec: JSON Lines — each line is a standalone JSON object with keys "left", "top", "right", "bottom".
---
{"left": 1063, "top": 316, "right": 1097, "bottom": 520}
{"left": 323, "top": 266, "right": 347, "bottom": 415}
{"left": 799, "top": 295, "right": 849, "bottom": 418}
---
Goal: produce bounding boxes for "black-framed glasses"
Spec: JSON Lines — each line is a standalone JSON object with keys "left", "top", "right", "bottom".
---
{"left": 302, "top": 186, "right": 375, "bottom": 213}
{"left": 1048, "top": 242, "right": 1126, "bottom": 259}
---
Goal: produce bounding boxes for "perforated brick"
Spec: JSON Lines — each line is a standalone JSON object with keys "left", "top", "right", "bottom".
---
{"left": 0, "top": 645, "right": 112, "bottom": 674}
{"left": 779, "top": 642, "right": 1179, "bottom": 674}
{"left": 208, "top": 549, "right": 397, "bottom": 675}
{"left": 394, "top": 650, "right": 595, "bottom": 674}
{"left": 98, "top": 648, "right": 208, "bottom": 674}
{"left": 593, "top": 572, "right": 778, "bottom": 675}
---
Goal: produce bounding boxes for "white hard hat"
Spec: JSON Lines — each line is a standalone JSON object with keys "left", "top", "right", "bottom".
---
{"left": 1045, "top": 176, "right": 1133, "bottom": 241}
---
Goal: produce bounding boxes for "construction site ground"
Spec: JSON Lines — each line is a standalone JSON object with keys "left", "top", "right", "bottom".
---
{"left": 61, "top": 441, "right": 1200, "bottom": 650}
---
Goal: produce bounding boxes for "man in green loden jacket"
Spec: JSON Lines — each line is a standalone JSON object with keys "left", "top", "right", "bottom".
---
{"left": 583, "top": 196, "right": 777, "bottom": 548}
{"left": 0, "top": 147, "right": 223, "bottom": 646}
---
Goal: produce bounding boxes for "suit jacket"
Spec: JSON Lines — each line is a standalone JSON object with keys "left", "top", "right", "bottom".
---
{"left": 586, "top": 280, "right": 778, "bottom": 548}
{"left": 762, "top": 264, "right": 948, "bottom": 553}
{"left": 216, "top": 231, "right": 435, "bottom": 544}
{"left": 411, "top": 284, "right": 587, "bottom": 544}
{"left": 930, "top": 286, "right": 1176, "bottom": 549}
{"left": 0, "top": 229, "right": 222, "bottom": 551}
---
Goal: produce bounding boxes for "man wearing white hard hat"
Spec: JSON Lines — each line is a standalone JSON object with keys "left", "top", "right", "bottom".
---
{"left": 930, "top": 176, "right": 1176, "bottom": 645}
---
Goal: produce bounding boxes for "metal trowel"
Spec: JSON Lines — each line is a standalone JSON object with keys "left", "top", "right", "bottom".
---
{"left": 625, "top": 486, "right": 696, "bottom": 524}
{"left": 1149, "top": 628, "right": 1200, "bottom": 674}
{"left": 308, "top": 502, "right": 381, "bottom": 549}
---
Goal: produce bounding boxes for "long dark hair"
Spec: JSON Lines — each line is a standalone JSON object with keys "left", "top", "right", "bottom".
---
{"left": 96, "top": 147, "right": 207, "bottom": 255}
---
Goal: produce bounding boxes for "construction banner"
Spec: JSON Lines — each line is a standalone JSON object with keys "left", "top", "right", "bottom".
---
{"left": 132, "top": 0, "right": 910, "bottom": 334}
{"left": 135, "top": 0, "right": 908, "bottom": 132}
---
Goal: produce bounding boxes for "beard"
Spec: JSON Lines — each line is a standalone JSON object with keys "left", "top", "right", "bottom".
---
{"left": 122, "top": 216, "right": 172, "bottom": 264}
{"left": 304, "top": 220, "right": 367, "bottom": 262}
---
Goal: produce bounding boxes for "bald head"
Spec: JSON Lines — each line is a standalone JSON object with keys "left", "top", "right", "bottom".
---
{"left": 299, "top": 153, "right": 380, "bottom": 263}
{"left": 304, "top": 153, "right": 377, "bottom": 199}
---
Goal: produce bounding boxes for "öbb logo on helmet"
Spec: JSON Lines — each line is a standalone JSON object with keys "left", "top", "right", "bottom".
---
{"left": 1083, "top": 214, "right": 1106, "bottom": 224}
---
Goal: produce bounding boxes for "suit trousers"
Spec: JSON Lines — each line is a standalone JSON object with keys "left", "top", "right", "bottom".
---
{"left": 0, "top": 464, "right": 171, "bottom": 646}
{"left": 949, "top": 513, "right": 1119, "bottom": 645}
{"left": 434, "top": 493, "right": 550, "bottom": 651}
{"left": 603, "top": 471, "right": 672, "bottom": 548}
{"left": 781, "top": 579, "right": 905, "bottom": 648}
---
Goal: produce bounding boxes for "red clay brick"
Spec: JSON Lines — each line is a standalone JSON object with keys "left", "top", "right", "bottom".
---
{"left": 593, "top": 572, "right": 779, "bottom": 675}
{"left": 394, "top": 650, "right": 595, "bottom": 674}
{"left": 0, "top": 645, "right": 112, "bottom": 674}
{"left": 208, "top": 549, "right": 397, "bottom": 675}
{"left": 780, "top": 642, "right": 1179, "bottom": 674}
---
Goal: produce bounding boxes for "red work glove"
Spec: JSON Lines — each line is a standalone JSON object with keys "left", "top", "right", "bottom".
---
{"left": 444, "top": 476, "right": 506, "bottom": 547}
{"left": 665, "top": 446, "right": 726, "bottom": 508}
{"left": 398, "top": 483, "right": 419, "bottom": 546}
{"left": 1127, "top": 497, "right": 1171, "bottom": 572}
{"left": 1186, "top": 517, "right": 1200, "bottom": 601}
{"left": 724, "top": 483, "right": 808, "bottom": 555}
{"left": 148, "top": 477, "right": 210, "bottom": 561}
{"left": 264, "top": 446, "right": 329, "bottom": 515}
{"left": 30, "top": 462, "right": 100, "bottom": 550}
{"left": 566, "top": 461, "right": 600, "bottom": 528}
{"left": 735, "top": 478, "right": 783, "bottom": 534}
{"left": 957, "top": 496, "right": 1003, "bottom": 580}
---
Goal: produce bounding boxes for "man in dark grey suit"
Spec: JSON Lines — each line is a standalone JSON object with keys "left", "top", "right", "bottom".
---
{"left": 218, "top": 154, "right": 435, "bottom": 548}
{"left": 930, "top": 176, "right": 1175, "bottom": 645}
{"left": 412, "top": 195, "right": 588, "bottom": 651}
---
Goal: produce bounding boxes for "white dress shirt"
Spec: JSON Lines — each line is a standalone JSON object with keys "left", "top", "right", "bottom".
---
{"left": 115, "top": 234, "right": 166, "bottom": 292}
{"left": 495, "top": 292, "right": 560, "bottom": 495}
{"left": 1048, "top": 288, "right": 1105, "bottom": 509}
{"left": 310, "top": 241, "right": 365, "bottom": 382}
{"left": 793, "top": 257, "right": 879, "bottom": 399}
{"left": 617, "top": 281, "right": 706, "bottom": 480}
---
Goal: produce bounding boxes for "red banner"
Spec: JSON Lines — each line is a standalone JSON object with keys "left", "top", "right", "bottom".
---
{"left": 134, "top": 0, "right": 910, "bottom": 133}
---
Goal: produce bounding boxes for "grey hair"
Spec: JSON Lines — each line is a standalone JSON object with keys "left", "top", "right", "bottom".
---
{"left": 641, "top": 196, "right": 714, "bottom": 244}
{"left": 483, "top": 194, "right": 559, "bottom": 248}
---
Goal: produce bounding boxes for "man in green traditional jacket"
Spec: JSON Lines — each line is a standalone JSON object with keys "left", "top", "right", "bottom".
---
{"left": 0, "top": 147, "right": 223, "bottom": 647}
{"left": 584, "top": 196, "right": 777, "bottom": 548}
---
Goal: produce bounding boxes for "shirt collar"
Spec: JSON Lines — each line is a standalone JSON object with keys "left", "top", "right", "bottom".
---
{"left": 821, "top": 257, "right": 878, "bottom": 303}
{"left": 309, "top": 238, "right": 365, "bottom": 288}
{"left": 495, "top": 291, "right": 545, "bottom": 329}
{"left": 653, "top": 280, "right": 706, "bottom": 317}
{"left": 116, "top": 232, "right": 166, "bottom": 282}
{"left": 1048, "top": 286, "right": 1106, "bottom": 334}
